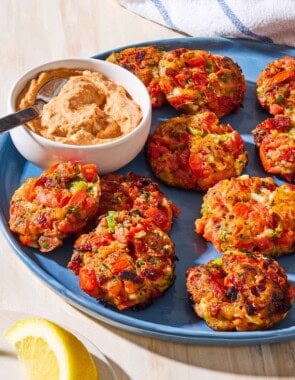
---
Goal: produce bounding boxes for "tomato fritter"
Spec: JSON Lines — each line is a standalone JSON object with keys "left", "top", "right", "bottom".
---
{"left": 106, "top": 46, "right": 166, "bottom": 108}
{"left": 252, "top": 116, "right": 295, "bottom": 182}
{"left": 158, "top": 48, "right": 246, "bottom": 117}
{"left": 256, "top": 56, "right": 295, "bottom": 119}
{"left": 68, "top": 210, "right": 176, "bottom": 310}
{"left": 186, "top": 251, "right": 295, "bottom": 331}
{"left": 98, "top": 172, "right": 179, "bottom": 232}
{"left": 195, "top": 176, "right": 295, "bottom": 257}
{"left": 9, "top": 161, "right": 101, "bottom": 252}
{"left": 147, "top": 111, "right": 247, "bottom": 191}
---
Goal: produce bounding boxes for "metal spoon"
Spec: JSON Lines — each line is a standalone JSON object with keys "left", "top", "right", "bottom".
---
{"left": 0, "top": 77, "right": 68, "bottom": 133}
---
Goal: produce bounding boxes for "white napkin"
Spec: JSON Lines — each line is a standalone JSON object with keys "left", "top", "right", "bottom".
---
{"left": 118, "top": 0, "right": 295, "bottom": 47}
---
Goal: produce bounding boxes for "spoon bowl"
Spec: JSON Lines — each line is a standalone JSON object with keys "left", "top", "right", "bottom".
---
{"left": 0, "top": 77, "right": 68, "bottom": 133}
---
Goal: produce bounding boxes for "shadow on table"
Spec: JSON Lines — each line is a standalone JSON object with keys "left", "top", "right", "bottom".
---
{"left": 91, "top": 317, "right": 295, "bottom": 378}
{"left": 92, "top": 354, "right": 123, "bottom": 380}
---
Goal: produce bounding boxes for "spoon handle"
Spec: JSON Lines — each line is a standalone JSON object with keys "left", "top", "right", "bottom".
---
{"left": 0, "top": 106, "right": 40, "bottom": 133}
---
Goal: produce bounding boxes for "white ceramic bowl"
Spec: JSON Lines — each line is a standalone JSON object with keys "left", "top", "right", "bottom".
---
{"left": 8, "top": 58, "right": 151, "bottom": 174}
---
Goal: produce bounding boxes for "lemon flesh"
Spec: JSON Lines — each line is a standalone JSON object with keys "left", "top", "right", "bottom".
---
{"left": 4, "top": 318, "right": 98, "bottom": 380}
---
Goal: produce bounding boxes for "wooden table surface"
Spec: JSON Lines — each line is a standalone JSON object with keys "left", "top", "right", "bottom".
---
{"left": 1, "top": 1, "right": 295, "bottom": 379}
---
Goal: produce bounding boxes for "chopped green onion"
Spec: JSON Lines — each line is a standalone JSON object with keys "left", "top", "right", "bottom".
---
{"left": 275, "top": 95, "right": 284, "bottom": 104}
{"left": 220, "top": 74, "right": 229, "bottom": 83}
{"left": 71, "top": 180, "right": 87, "bottom": 192}
{"left": 213, "top": 257, "right": 222, "bottom": 265}
{"left": 220, "top": 230, "right": 229, "bottom": 242}
{"left": 189, "top": 127, "right": 204, "bottom": 136}
{"left": 218, "top": 134, "right": 230, "bottom": 142}
{"left": 106, "top": 211, "right": 117, "bottom": 229}
{"left": 272, "top": 228, "right": 282, "bottom": 239}
{"left": 41, "top": 242, "right": 49, "bottom": 250}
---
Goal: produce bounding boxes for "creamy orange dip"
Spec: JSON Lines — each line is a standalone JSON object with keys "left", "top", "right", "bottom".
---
{"left": 17, "top": 68, "right": 143, "bottom": 145}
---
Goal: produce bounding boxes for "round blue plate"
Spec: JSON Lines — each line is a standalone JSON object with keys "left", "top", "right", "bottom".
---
{"left": 1, "top": 37, "right": 295, "bottom": 345}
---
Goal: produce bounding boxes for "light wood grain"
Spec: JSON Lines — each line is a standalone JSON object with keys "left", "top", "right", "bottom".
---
{"left": 1, "top": 1, "right": 295, "bottom": 379}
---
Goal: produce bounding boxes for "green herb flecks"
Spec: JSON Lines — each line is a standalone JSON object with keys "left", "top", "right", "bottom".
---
{"left": 41, "top": 242, "right": 49, "bottom": 250}
{"left": 220, "top": 74, "right": 229, "bottom": 83}
{"left": 71, "top": 180, "right": 87, "bottom": 192}
{"left": 213, "top": 257, "right": 222, "bottom": 266}
{"left": 106, "top": 211, "right": 118, "bottom": 230}
{"left": 275, "top": 95, "right": 284, "bottom": 105}
{"left": 189, "top": 127, "right": 204, "bottom": 137}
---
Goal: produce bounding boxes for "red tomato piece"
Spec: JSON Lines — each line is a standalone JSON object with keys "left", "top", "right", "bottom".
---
{"left": 268, "top": 70, "right": 295, "bottom": 87}
{"left": 79, "top": 269, "right": 99, "bottom": 296}
{"left": 81, "top": 164, "right": 97, "bottom": 182}
{"left": 191, "top": 73, "right": 208, "bottom": 86}
{"left": 187, "top": 56, "right": 206, "bottom": 67}
{"left": 189, "top": 153, "right": 210, "bottom": 178}
{"left": 111, "top": 259, "right": 131, "bottom": 275}
{"left": 68, "top": 189, "right": 88, "bottom": 207}
{"left": 231, "top": 131, "right": 244, "bottom": 158}
{"left": 144, "top": 207, "right": 170, "bottom": 232}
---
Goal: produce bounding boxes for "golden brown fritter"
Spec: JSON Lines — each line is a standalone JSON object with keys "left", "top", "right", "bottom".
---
{"left": 256, "top": 56, "right": 295, "bottom": 120}
{"left": 186, "top": 251, "right": 295, "bottom": 331}
{"left": 158, "top": 48, "right": 246, "bottom": 117}
{"left": 147, "top": 111, "right": 247, "bottom": 191}
{"left": 9, "top": 161, "right": 101, "bottom": 252}
{"left": 195, "top": 176, "right": 295, "bottom": 257}
{"left": 68, "top": 210, "right": 176, "bottom": 310}
{"left": 97, "top": 172, "right": 179, "bottom": 232}
{"left": 252, "top": 116, "right": 295, "bottom": 182}
{"left": 106, "top": 45, "right": 166, "bottom": 107}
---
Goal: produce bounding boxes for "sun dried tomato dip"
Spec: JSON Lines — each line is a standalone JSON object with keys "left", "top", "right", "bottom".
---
{"left": 17, "top": 68, "right": 142, "bottom": 145}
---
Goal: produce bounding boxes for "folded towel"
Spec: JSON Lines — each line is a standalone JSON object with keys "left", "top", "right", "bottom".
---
{"left": 118, "top": 0, "right": 295, "bottom": 47}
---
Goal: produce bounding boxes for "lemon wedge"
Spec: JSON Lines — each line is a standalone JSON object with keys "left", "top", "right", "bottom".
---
{"left": 4, "top": 317, "right": 98, "bottom": 380}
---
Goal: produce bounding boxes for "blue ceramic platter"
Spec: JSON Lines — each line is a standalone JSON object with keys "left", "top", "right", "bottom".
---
{"left": 1, "top": 38, "right": 295, "bottom": 345}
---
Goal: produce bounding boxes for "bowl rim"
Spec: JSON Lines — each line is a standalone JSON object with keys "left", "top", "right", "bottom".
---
{"left": 8, "top": 57, "right": 151, "bottom": 150}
